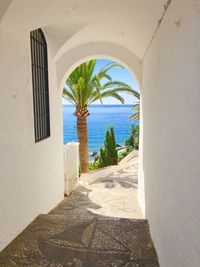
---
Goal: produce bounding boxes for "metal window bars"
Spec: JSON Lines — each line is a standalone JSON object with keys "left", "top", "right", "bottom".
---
{"left": 30, "top": 28, "right": 50, "bottom": 142}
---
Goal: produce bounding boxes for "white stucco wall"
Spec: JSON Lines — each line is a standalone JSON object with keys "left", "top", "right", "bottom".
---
{"left": 0, "top": 30, "right": 64, "bottom": 251}
{"left": 1, "top": 1, "right": 200, "bottom": 266}
{"left": 0, "top": 0, "right": 144, "bottom": 249}
{"left": 140, "top": 0, "right": 200, "bottom": 266}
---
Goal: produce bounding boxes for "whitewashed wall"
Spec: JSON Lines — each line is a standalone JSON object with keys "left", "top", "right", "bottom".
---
{"left": 140, "top": 0, "right": 200, "bottom": 266}
{"left": 1, "top": 1, "right": 200, "bottom": 266}
{"left": 0, "top": 30, "right": 64, "bottom": 251}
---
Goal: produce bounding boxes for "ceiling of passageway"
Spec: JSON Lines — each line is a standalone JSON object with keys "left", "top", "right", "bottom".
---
{"left": 1, "top": 0, "right": 169, "bottom": 60}
{"left": 0, "top": 0, "right": 12, "bottom": 23}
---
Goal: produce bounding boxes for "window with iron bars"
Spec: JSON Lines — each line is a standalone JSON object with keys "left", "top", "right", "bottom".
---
{"left": 30, "top": 28, "right": 50, "bottom": 142}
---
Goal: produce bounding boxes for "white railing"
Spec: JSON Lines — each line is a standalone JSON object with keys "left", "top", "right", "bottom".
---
{"left": 63, "top": 142, "right": 79, "bottom": 196}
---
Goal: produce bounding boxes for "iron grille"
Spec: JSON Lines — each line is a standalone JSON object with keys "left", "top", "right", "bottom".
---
{"left": 30, "top": 28, "right": 50, "bottom": 142}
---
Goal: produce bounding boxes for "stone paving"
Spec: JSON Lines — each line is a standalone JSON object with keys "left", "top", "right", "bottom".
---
{"left": 0, "top": 153, "right": 159, "bottom": 266}
{"left": 80, "top": 152, "right": 142, "bottom": 219}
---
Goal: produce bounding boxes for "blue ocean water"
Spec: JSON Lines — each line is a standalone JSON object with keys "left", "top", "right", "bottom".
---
{"left": 63, "top": 105, "right": 137, "bottom": 156}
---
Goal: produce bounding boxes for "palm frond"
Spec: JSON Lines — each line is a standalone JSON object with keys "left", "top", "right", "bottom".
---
{"left": 100, "top": 81, "right": 140, "bottom": 98}
{"left": 89, "top": 89, "right": 125, "bottom": 104}
{"left": 129, "top": 101, "right": 140, "bottom": 121}
{"left": 63, "top": 59, "right": 140, "bottom": 113}
{"left": 129, "top": 112, "right": 139, "bottom": 121}
{"left": 100, "top": 62, "right": 123, "bottom": 73}
{"left": 63, "top": 88, "right": 78, "bottom": 105}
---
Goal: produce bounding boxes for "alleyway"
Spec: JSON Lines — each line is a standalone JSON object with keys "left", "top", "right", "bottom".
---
{"left": 0, "top": 153, "right": 159, "bottom": 266}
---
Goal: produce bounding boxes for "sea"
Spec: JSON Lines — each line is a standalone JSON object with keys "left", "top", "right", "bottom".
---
{"left": 63, "top": 105, "right": 137, "bottom": 159}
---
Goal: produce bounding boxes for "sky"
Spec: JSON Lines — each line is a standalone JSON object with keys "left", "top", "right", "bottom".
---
{"left": 62, "top": 59, "right": 140, "bottom": 105}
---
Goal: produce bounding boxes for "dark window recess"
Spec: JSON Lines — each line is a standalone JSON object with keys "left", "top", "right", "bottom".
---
{"left": 30, "top": 28, "right": 50, "bottom": 142}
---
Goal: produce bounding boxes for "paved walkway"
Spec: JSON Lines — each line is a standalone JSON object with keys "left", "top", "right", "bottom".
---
{"left": 0, "top": 152, "right": 159, "bottom": 266}
{"left": 79, "top": 151, "right": 142, "bottom": 219}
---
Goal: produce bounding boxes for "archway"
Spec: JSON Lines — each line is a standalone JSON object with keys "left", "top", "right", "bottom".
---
{"left": 59, "top": 55, "right": 143, "bottom": 219}
{"left": 55, "top": 42, "right": 142, "bottom": 94}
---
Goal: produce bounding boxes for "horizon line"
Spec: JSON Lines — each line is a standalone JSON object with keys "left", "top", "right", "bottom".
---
{"left": 62, "top": 103, "right": 134, "bottom": 106}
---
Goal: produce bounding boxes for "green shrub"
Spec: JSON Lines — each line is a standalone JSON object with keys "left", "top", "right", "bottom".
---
{"left": 118, "top": 147, "right": 134, "bottom": 162}
{"left": 125, "top": 124, "right": 139, "bottom": 150}
{"left": 98, "top": 127, "right": 118, "bottom": 167}
{"left": 98, "top": 147, "right": 108, "bottom": 168}
{"left": 105, "top": 127, "right": 118, "bottom": 165}
{"left": 88, "top": 161, "right": 99, "bottom": 170}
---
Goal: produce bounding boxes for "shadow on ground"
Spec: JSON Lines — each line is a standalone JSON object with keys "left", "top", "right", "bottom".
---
{"left": 97, "top": 176, "right": 138, "bottom": 189}
{"left": 0, "top": 186, "right": 159, "bottom": 267}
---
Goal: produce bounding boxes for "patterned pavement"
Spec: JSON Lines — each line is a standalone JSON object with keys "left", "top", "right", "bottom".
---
{"left": 0, "top": 189, "right": 159, "bottom": 266}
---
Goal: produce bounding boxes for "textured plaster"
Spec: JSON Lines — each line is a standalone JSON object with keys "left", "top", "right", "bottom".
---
{"left": 141, "top": 0, "right": 200, "bottom": 266}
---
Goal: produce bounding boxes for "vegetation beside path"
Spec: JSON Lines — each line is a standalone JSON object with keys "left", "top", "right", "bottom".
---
{"left": 89, "top": 125, "right": 139, "bottom": 171}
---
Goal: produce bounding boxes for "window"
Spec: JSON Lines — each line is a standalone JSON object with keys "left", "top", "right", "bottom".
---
{"left": 30, "top": 28, "right": 50, "bottom": 142}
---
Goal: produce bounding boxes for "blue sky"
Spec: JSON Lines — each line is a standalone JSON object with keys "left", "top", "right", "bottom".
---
{"left": 62, "top": 59, "right": 140, "bottom": 105}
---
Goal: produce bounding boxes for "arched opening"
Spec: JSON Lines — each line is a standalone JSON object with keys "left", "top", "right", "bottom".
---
{"left": 60, "top": 56, "right": 142, "bottom": 219}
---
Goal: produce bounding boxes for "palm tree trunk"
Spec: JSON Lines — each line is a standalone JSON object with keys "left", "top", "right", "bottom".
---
{"left": 77, "top": 116, "right": 88, "bottom": 173}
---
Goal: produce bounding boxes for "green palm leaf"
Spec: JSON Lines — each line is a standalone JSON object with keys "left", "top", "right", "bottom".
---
{"left": 129, "top": 101, "right": 140, "bottom": 121}
{"left": 63, "top": 59, "right": 140, "bottom": 111}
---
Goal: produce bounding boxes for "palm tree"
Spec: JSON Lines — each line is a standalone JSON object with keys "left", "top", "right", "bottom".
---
{"left": 129, "top": 91, "right": 140, "bottom": 121}
{"left": 63, "top": 60, "right": 138, "bottom": 173}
